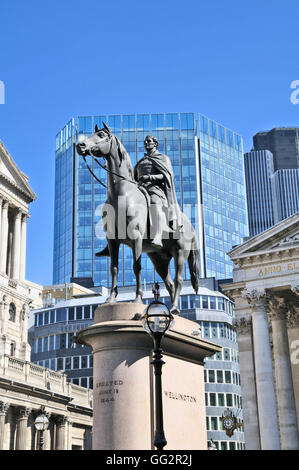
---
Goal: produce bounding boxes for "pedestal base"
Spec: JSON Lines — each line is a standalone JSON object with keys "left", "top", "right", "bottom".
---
{"left": 77, "top": 302, "right": 220, "bottom": 450}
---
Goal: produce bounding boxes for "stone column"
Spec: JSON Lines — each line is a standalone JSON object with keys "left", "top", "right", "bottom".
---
{"left": 19, "top": 213, "right": 28, "bottom": 281}
{"left": 243, "top": 288, "right": 280, "bottom": 450}
{"left": 0, "top": 197, "right": 3, "bottom": 247}
{"left": 268, "top": 296, "right": 299, "bottom": 450}
{"left": 55, "top": 416, "right": 68, "bottom": 450}
{"left": 233, "top": 315, "right": 261, "bottom": 449}
{"left": 15, "top": 407, "right": 31, "bottom": 450}
{"left": 0, "top": 402, "right": 9, "bottom": 450}
{"left": 11, "top": 208, "right": 22, "bottom": 280}
{"left": 0, "top": 201, "right": 9, "bottom": 273}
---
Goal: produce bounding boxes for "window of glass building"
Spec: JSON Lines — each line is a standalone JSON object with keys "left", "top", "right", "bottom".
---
{"left": 217, "top": 298, "right": 224, "bottom": 310}
{"left": 203, "top": 322, "right": 210, "bottom": 338}
{"left": 56, "top": 308, "right": 67, "bottom": 322}
{"left": 50, "top": 358, "right": 56, "bottom": 370}
{"left": 218, "top": 393, "right": 225, "bottom": 407}
{"left": 210, "top": 393, "right": 216, "bottom": 406}
{"left": 211, "top": 417, "right": 218, "bottom": 431}
{"left": 226, "top": 394, "right": 233, "bottom": 407}
{"left": 225, "top": 371, "right": 232, "bottom": 384}
{"left": 224, "top": 348, "right": 230, "bottom": 360}
{"left": 208, "top": 370, "right": 215, "bottom": 383}
{"left": 50, "top": 310, "right": 55, "bottom": 323}
{"left": 60, "top": 334, "right": 67, "bottom": 349}
{"left": 210, "top": 296, "right": 216, "bottom": 309}
{"left": 206, "top": 417, "right": 210, "bottom": 431}
{"left": 84, "top": 306, "right": 91, "bottom": 319}
{"left": 44, "top": 312, "right": 49, "bottom": 325}
{"left": 181, "top": 296, "right": 188, "bottom": 309}
{"left": 44, "top": 336, "right": 48, "bottom": 352}
{"left": 217, "top": 370, "right": 223, "bottom": 383}
{"left": 205, "top": 393, "right": 208, "bottom": 406}
{"left": 81, "top": 356, "right": 88, "bottom": 368}
{"left": 65, "top": 357, "right": 71, "bottom": 369}
{"left": 76, "top": 306, "right": 83, "bottom": 320}
{"left": 69, "top": 307, "right": 75, "bottom": 321}
{"left": 202, "top": 296, "right": 208, "bottom": 309}
{"left": 81, "top": 378, "right": 88, "bottom": 388}
{"left": 49, "top": 335, "right": 55, "bottom": 350}
{"left": 73, "top": 357, "right": 80, "bottom": 368}
{"left": 57, "top": 358, "right": 64, "bottom": 370}
{"left": 89, "top": 355, "right": 93, "bottom": 367}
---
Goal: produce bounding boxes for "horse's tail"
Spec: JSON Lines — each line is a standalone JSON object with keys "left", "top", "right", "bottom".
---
{"left": 188, "top": 231, "right": 200, "bottom": 294}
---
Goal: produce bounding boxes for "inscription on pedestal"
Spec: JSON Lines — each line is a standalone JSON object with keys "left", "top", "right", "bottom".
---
{"left": 95, "top": 379, "right": 124, "bottom": 403}
{"left": 164, "top": 391, "right": 197, "bottom": 403}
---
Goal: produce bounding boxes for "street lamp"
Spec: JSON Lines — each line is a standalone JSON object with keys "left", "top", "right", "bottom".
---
{"left": 34, "top": 411, "right": 49, "bottom": 450}
{"left": 142, "top": 283, "right": 174, "bottom": 450}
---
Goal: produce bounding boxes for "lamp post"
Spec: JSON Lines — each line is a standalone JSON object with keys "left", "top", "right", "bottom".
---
{"left": 34, "top": 410, "right": 49, "bottom": 450}
{"left": 142, "top": 283, "right": 174, "bottom": 450}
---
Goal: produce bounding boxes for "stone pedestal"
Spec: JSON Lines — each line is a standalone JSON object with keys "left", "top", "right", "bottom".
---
{"left": 77, "top": 302, "right": 220, "bottom": 450}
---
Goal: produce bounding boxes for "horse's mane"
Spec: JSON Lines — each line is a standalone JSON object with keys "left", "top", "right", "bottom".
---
{"left": 114, "top": 135, "right": 134, "bottom": 180}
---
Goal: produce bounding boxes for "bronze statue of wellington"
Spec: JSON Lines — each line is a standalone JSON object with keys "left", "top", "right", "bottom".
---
{"left": 76, "top": 123, "right": 199, "bottom": 314}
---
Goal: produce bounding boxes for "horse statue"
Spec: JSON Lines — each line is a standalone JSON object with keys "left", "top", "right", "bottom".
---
{"left": 76, "top": 123, "right": 199, "bottom": 314}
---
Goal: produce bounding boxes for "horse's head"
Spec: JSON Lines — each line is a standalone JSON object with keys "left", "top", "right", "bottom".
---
{"left": 76, "top": 122, "right": 112, "bottom": 158}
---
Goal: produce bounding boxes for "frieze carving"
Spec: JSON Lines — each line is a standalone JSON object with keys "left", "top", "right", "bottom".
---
{"left": 232, "top": 316, "right": 252, "bottom": 336}
{"left": 274, "top": 233, "right": 299, "bottom": 247}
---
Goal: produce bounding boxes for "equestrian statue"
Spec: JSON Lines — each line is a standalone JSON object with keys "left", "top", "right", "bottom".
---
{"left": 76, "top": 123, "right": 199, "bottom": 314}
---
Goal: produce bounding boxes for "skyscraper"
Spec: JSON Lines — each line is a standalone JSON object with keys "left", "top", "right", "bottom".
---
{"left": 244, "top": 149, "right": 299, "bottom": 237}
{"left": 53, "top": 113, "right": 248, "bottom": 286}
{"left": 244, "top": 150, "right": 275, "bottom": 236}
{"left": 253, "top": 127, "right": 299, "bottom": 170}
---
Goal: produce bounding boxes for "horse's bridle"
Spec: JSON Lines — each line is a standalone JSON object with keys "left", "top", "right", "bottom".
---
{"left": 81, "top": 135, "right": 137, "bottom": 189}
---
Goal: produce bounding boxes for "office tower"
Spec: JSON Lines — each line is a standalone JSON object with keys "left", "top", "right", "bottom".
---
{"left": 244, "top": 150, "right": 275, "bottom": 236}
{"left": 272, "top": 169, "right": 299, "bottom": 221}
{"left": 244, "top": 149, "right": 299, "bottom": 237}
{"left": 53, "top": 113, "right": 248, "bottom": 286}
{"left": 29, "top": 280, "right": 245, "bottom": 450}
{"left": 253, "top": 127, "right": 299, "bottom": 170}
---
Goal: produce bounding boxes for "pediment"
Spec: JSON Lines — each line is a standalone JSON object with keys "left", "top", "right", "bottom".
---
{"left": 229, "top": 213, "right": 299, "bottom": 259}
{"left": 0, "top": 141, "right": 36, "bottom": 202}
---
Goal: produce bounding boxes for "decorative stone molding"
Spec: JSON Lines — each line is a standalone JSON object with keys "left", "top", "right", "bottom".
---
{"left": 286, "top": 310, "right": 299, "bottom": 329}
{"left": 291, "top": 284, "right": 299, "bottom": 296}
{"left": 242, "top": 288, "right": 269, "bottom": 309}
{"left": 267, "top": 296, "right": 289, "bottom": 322}
{"left": 55, "top": 415, "right": 68, "bottom": 426}
{"left": 233, "top": 316, "right": 252, "bottom": 336}
{"left": 15, "top": 406, "right": 31, "bottom": 420}
{"left": 0, "top": 402, "right": 9, "bottom": 415}
{"left": 274, "top": 233, "right": 299, "bottom": 247}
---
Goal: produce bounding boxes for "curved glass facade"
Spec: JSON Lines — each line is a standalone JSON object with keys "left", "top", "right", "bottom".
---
{"left": 53, "top": 113, "right": 248, "bottom": 286}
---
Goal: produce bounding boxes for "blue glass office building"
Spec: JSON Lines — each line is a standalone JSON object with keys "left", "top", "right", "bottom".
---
{"left": 244, "top": 150, "right": 299, "bottom": 236}
{"left": 53, "top": 113, "right": 248, "bottom": 286}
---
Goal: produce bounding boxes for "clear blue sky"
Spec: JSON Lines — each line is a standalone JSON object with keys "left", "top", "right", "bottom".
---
{"left": 0, "top": 0, "right": 298, "bottom": 285}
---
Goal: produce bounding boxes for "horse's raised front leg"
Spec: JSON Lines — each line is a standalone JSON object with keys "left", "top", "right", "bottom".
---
{"left": 105, "top": 239, "right": 120, "bottom": 303}
{"left": 132, "top": 236, "right": 143, "bottom": 303}
{"left": 171, "top": 248, "right": 187, "bottom": 315}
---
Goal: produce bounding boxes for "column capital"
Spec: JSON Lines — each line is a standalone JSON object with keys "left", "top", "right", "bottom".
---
{"left": 267, "top": 296, "right": 290, "bottom": 322}
{"left": 233, "top": 316, "right": 252, "bottom": 336}
{"left": 15, "top": 406, "right": 31, "bottom": 420}
{"left": 291, "top": 284, "right": 299, "bottom": 296}
{"left": 2, "top": 200, "right": 9, "bottom": 210}
{"left": 55, "top": 415, "right": 68, "bottom": 426}
{"left": 242, "top": 288, "right": 269, "bottom": 310}
{"left": 286, "top": 310, "right": 299, "bottom": 329}
{"left": 14, "top": 208, "right": 23, "bottom": 219}
{"left": 0, "top": 401, "right": 9, "bottom": 415}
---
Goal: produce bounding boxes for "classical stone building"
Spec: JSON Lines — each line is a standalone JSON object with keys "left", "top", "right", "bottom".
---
{"left": 0, "top": 140, "right": 92, "bottom": 450}
{"left": 222, "top": 212, "right": 299, "bottom": 450}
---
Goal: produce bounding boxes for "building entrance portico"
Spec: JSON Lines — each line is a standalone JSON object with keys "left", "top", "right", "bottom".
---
{"left": 222, "top": 213, "right": 299, "bottom": 450}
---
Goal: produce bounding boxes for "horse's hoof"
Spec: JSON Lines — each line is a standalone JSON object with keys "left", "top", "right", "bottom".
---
{"left": 170, "top": 306, "right": 180, "bottom": 315}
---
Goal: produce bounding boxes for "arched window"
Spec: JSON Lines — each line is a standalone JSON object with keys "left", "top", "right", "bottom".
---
{"left": 9, "top": 303, "right": 16, "bottom": 322}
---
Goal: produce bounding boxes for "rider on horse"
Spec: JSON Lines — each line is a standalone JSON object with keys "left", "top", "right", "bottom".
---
{"left": 134, "top": 135, "right": 182, "bottom": 247}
